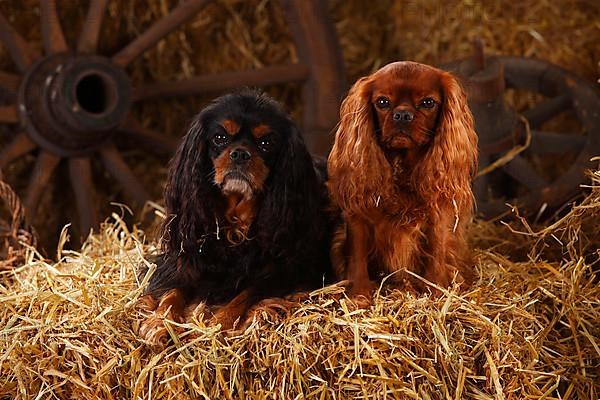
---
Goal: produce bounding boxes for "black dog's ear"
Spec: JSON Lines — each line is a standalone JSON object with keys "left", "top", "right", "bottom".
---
{"left": 256, "top": 123, "right": 323, "bottom": 258}
{"left": 162, "top": 116, "right": 217, "bottom": 255}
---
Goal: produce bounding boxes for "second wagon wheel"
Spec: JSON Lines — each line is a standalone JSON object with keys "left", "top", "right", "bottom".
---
{"left": 444, "top": 42, "right": 600, "bottom": 220}
{"left": 0, "top": 0, "right": 344, "bottom": 243}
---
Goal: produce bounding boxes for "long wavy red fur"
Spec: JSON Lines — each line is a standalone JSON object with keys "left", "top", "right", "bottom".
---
{"left": 328, "top": 62, "right": 478, "bottom": 296}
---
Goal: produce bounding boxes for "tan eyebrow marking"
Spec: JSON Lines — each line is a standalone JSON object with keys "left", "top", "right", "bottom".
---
{"left": 220, "top": 119, "right": 240, "bottom": 135}
{"left": 252, "top": 124, "right": 271, "bottom": 138}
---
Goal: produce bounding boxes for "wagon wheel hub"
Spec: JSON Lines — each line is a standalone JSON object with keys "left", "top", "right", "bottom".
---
{"left": 454, "top": 41, "right": 520, "bottom": 157}
{"left": 19, "top": 54, "right": 131, "bottom": 157}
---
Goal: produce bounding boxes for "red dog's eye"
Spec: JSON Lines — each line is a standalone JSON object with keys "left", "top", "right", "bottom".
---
{"left": 375, "top": 97, "right": 391, "bottom": 109}
{"left": 419, "top": 98, "right": 436, "bottom": 108}
{"left": 212, "top": 134, "right": 230, "bottom": 146}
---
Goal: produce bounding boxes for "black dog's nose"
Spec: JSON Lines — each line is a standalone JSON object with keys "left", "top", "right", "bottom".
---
{"left": 393, "top": 110, "right": 414, "bottom": 122}
{"left": 229, "top": 148, "right": 251, "bottom": 162}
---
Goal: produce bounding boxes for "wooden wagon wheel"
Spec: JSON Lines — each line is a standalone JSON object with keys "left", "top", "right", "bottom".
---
{"left": 0, "top": 0, "right": 344, "bottom": 239}
{"left": 444, "top": 42, "right": 600, "bottom": 219}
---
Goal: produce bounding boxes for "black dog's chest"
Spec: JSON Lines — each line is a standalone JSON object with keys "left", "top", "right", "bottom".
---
{"left": 190, "top": 237, "right": 270, "bottom": 303}
{"left": 200, "top": 235, "right": 265, "bottom": 272}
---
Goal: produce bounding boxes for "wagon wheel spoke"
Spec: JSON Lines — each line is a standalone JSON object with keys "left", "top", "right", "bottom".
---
{"left": 69, "top": 157, "right": 98, "bottom": 235}
{"left": 132, "top": 64, "right": 311, "bottom": 101}
{"left": 118, "top": 117, "right": 179, "bottom": 156}
{"left": 0, "top": 132, "right": 36, "bottom": 169}
{"left": 529, "top": 130, "right": 586, "bottom": 154}
{"left": 0, "top": 105, "right": 18, "bottom": 123}
{"left": 502, "top": 155, "right": 549, "bottom": 190}
{"left": 0, "top": 12, "right": 38, "bottom": 72}
{"left": 522, "top": 95, "right": 571, "bottom": 129}
{"left": 99, "top": 144, "right": 150, "bottom": 207}
{"left": 76, "top": 0, "right": 109, "bottom": 54}
{"left": 0, "top": 71, "right": 21, "bottom": 94}
{"left": 25, "top": 151, "right": 60, "bottom": 220}
{"left": 532, "top": 150, "right": 594, "bottom": 209}
{"left": 112, "top": 0, "right": 212, "bottom": 67}
{"left": 40, "top": 0, "right": 68, "bottom": 55}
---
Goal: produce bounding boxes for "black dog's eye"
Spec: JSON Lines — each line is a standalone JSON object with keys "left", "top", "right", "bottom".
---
{"left": 419, "top": 98, "right": 436, "bottom": 109}
{"left": 375, "top": 97, "right": 391, "bottom": 109}
{"left": 257, "top": 136, "right": 275, "bottom": 152}
{"left": 212, "top": 134, "right": 230, "bottom": 146}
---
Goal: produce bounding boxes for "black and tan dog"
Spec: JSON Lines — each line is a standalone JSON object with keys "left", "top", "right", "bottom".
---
{"left": 138, "top": 91, "right": 332, "bottom": 345}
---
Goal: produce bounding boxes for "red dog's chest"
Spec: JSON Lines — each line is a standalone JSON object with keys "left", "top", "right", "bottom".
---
{"left": 370, "top": 217, "right": 425, "bottom": 276}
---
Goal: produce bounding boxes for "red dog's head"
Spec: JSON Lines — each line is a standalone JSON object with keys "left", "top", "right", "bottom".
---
{"left": 329, "top": 61, "right": 478, "bottom": 214}
{"left": 369, "top": 62, "right": 445, "bottom": 151}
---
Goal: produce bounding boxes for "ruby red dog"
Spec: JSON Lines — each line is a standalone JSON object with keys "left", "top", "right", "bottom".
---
{"left": 328, "top": 61, "right": 478, "bottom": 302}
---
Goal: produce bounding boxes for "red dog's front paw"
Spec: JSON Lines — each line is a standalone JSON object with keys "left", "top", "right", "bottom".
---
{"left": 348, "top": 280, "right": 375, "bottom": 308}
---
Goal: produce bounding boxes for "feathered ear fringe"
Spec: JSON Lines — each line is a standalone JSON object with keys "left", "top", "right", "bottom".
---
{"left": 328, "top": 77, "right": 397, "bottom": 216}
{"left": 257, "top": 123, "right": 322, "bottom": 259}
{"left": 412, "top": 72, "right": 478, "bottom": 214}
{"left": 161, "top": 117, "right": 217, "bottom": 256}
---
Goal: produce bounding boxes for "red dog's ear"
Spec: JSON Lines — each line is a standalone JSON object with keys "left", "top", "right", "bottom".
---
{"left": 413, "top": 72, "right": 478, "bottom": 213}
{"left": 328, "top": 76, "right": 397, "bottom": 215}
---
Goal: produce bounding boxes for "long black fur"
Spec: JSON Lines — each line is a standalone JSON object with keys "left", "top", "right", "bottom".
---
{"left": 143, "top": 91, "right": 332, "bottom": 307}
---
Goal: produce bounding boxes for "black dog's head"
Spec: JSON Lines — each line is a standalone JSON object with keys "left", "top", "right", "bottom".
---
{"left": 205, "top": 93, "right": 291, "bottom": 200}
{"left": 162, "top": 91, "right": 323, "bottom": 257}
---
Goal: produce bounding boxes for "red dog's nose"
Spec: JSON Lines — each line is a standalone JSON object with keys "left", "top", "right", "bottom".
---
{"left": 393, "top": 110, "right": 414, "bottom": 122}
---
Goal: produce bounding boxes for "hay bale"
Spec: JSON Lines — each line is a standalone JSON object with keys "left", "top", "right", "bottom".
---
{"left": 1, "top": 164, "right": 599, "bottom": 399}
